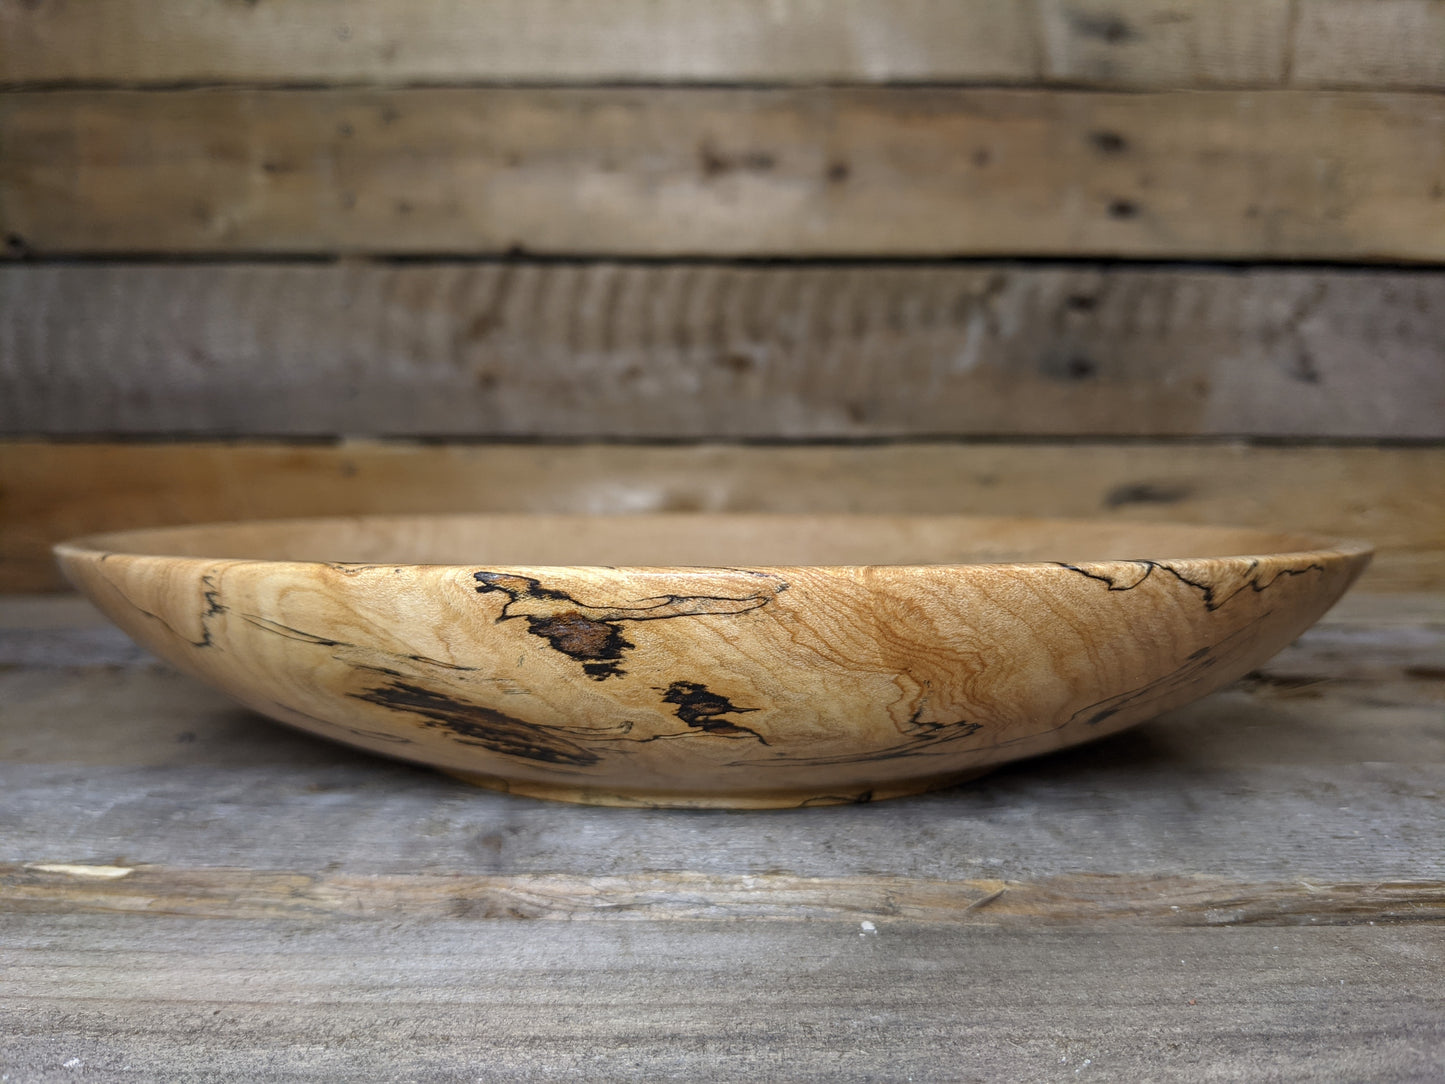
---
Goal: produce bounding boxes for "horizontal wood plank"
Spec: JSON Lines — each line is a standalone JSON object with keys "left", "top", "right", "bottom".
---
{"left": 4, "top": 262, "right": 1443, "bottom": 439}
{"left": 4, "top": 88, "right": 1444, "bottom": 259}
{"left": 4, "top": 0, "right": 1441, "bottom": 90}
{"left": 5, "top": 918, "right": 1442, "bottom": 1081}
{"left": 2, "top": 441, "right": 1441, "bottom": 593}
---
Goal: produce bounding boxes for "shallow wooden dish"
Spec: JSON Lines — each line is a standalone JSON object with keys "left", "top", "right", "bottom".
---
{"left": 56, "top": 514, "right": 1370, "bottom": 808}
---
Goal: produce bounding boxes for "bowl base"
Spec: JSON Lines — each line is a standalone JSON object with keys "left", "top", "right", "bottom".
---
{"left": 438, "top": 766, "right": 996, "bottom": 809}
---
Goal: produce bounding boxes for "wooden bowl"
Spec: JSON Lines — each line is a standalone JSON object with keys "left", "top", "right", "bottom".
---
{"left": 56, "top": 514, "right": 1370, "bottom": 808}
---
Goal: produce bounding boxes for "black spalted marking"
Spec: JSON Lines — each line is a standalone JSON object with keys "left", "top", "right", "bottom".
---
{"left": 1055, "top": 558, "right": 1326, "bottom": 612}
{"left": 352, "top": 680, "right": 600, "bottom": 766}
{"left": 238, "top": 613, "right": 347, "bottom": 647}
{"left": 660, "top": 681, "right": 766, "bottom": 743}
{"left": 527, "top": 611, "right": 635, "bottom": 680}
{"left": 473, "top": 571, "right": 781, "bottom": 681}
{"left": 1056, "top": 560, "right": 1156, "bottom": 591}
{"left": 1104, "top": 481, "right": 1193, "bottom": 508}
{"left": 1107, "top": 199, "right": 1140, "bottom": 219}
{"left": 194, "top": 574, "right": 226, "bottom": 648}
{"left": 739, "top": 706, "right": 983, "bottom": 768}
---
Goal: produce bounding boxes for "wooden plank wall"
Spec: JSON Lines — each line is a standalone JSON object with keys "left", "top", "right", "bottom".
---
{"left": 1, "top": 0, "right": 1442, "bottom": 591}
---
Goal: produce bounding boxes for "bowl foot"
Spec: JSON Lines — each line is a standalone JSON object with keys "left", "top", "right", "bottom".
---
{"left": 437, "top": 767, "right": 997, "bottom": 809}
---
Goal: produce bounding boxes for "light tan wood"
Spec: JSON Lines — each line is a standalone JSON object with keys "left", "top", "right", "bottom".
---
{"left": 6, "top": 262, "right": 1443, "bottom": 439}
{"left": 5, "top": 88, "right": 1443, "bottom": 259}
{"left": 54, "top": 514, "right": 1371, "bottom": 807}
{"left": 6, "top": 0, "right": 1437, "bottom": 89}
{"left": 4, "top": 441, "right": 1440, "bottom": 594}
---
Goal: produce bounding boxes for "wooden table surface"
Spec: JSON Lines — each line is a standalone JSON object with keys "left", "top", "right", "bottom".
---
{"left": 2, "top": 591, "right": 1442, "bottom": 1081}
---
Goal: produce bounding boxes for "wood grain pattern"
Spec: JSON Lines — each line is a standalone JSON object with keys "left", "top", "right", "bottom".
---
{"left": 1293, "top": 0, "right": 1445, "bottom": 90}
{"left": 4, "top": 440, "right": 1441, "bottom": 594}
{"left": 54, "top": 514, "right": 1369, "bottom": 807}
{"left": 5, "top": 0, "right": 1439, "bottom": 89}
{"left": 5, "top": 918, "right": 1441, "bottom": 1082}
{"left": 6, "top": 262, "right": 1443, "bottom": 439}
{"left": 5, "top": 88, "right": 1443, "bottom": 259}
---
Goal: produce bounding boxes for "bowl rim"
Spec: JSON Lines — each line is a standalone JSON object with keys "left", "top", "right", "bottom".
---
{"left": 52, "top": 512, "right": 1375, "bottom": 574}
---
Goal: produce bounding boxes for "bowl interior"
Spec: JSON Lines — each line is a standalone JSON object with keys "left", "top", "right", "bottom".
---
{"left": 63, "top": 514, "right": 1355, "bottom": 568}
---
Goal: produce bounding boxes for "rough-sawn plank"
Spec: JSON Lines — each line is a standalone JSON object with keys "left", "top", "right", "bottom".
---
{"left": 5, "top": 0, "right": 1442, "bottom": 90}
{"left": 5, "top": 262, "right": 1443, "bottom": 439}
{"left": 4, "top": 88, "right": 1443, "bottom": 259}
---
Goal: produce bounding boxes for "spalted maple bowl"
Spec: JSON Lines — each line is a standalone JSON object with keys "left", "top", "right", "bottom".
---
{"left": 56, "top": 514, "right": 1370, "bottom": 808}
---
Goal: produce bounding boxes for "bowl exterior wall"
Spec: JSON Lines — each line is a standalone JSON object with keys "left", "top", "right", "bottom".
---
{"left": 58, "top": 546, "right": 1369, "bottom": 807}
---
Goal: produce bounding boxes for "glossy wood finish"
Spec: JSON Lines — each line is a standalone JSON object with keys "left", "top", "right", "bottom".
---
{"left": 56, "top": 514, "right": 1370, "bottom": 807}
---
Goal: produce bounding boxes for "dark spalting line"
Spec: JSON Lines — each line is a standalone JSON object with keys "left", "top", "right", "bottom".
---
{"left": 473, "top": 571, "right": 784, "bottom": 681}
{"left": 116, "top": 572, "right": 227, "bottom": 650}
{"left": 262, "top": 699, "right": 417, "bottom": 745}
{"left": 404, "top": 652, "right": 480, "bottom": 671}
{"left": 745, "top": 717, "right": 985, "bottom": 768}
{"left": 351, "top": 679, "right": 601, "bottom": 767}
{"left": 1056, "top": 559, "right": 1326, "bottom": 612}
{"left": 238, "top": 612, "right": 350, "bottom": 647}
{"left": 660, "top": 680, "right": 767, "bottom": 743}
{"left": 1063, "top": 620, "right": 1260, "bottom": 729}
{"left": 197, "top": 574, "right": 224, "bottom": 647}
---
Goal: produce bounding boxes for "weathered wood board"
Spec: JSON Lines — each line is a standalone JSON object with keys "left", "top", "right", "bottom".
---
{"left": 4, "top": 441, "right": 1441, "bottom": 593}
{"left": 4, "top": 0, "right": 1442, "bottom": 90}
{"left": 4, "top": 918, "right": 1443, "bottom": 1082}
{"left": 5, "top": 262, "right": 1443, "bottom": 439}
{"left": 5, "top": 88, "right": 1443, "bottom": 259}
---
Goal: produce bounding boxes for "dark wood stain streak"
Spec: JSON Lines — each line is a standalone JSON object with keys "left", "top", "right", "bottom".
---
{"left": 351, "top": 679, "right": 601, "bottom": 767}
{"left": 473, "top": 571, "right": 783, "bottom": 680}
{"left": 660, "top": 681, "right": 766, "bottom": 743}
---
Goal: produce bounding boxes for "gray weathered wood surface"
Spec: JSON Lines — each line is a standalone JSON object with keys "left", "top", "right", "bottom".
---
{"left": 2, "top": 592, "right": 1442, "bottom": 1079}
{"left": 5, "top": 263, "right": 1443, "bottom": 439}
{"left": 5, "top": 0, "right": 1443, "bottom": 90}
